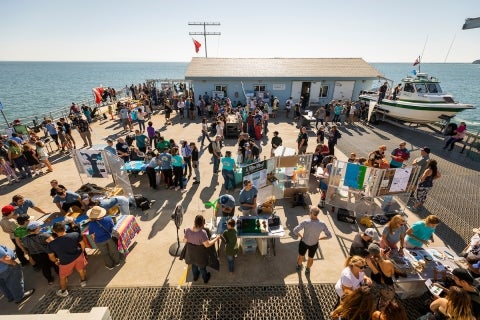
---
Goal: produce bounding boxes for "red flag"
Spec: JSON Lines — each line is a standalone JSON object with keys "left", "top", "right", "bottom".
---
{"left": 413, "top": 57, "right": 420, "bottom": 66}
{"left": 192, "top": 38, "right": 201, "bottom": 53}
{"left": 93, "top": 87, "right": 104, "bottom": 104}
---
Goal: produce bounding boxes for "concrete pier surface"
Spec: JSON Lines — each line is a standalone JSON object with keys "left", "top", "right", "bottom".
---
{"left": 1, "top": 109, "right": 478, "bottom": 319}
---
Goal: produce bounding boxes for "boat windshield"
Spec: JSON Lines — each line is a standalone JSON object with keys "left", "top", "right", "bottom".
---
{"left": 415, "top": 83, "right": 427, "bottom": 93}
{"left": 403, "top": 83, "right": 415, "bottom": 93}
{"left": 426, "top": 83, "right": 442, "bottom": 93}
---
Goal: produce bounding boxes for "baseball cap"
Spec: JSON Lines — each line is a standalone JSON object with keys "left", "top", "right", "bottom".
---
{"left": 452, "top": 268, "right": 474, "bottom": 284}
{"left": 1, "top": 205, "right": 15, "bottom": 215}
{"left": 368, "top": 243, "right": 381, "bottom": 255}
{"left": 364, "top": 228, "right": 379, "bottom": 240}
{"left": 421, "top": 146, "right": 431, "bottom": 154}
{"left": 17, "top": 214, "right": 34, "bottom": 225}
{"left": 27, "top": 220, "right": 44, "bottom": 231}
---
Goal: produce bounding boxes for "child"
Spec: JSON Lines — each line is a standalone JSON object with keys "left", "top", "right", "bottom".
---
{"left": 56, "top": 125, "right": 71, "bottom": 152}
{"left": 0, "top": 156, "right": 20, "bottom": 184}
{"left": 35, "top": 141, "right": 53, "bottom": 172}
{"left": 146, "top": 121, "right": 156, "bottom": 148}
{"left": 222, "top": 219, "right": 238, "bottom": 274}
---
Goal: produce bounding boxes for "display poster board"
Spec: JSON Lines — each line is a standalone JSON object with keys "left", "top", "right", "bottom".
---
{"left": 242, "top": 159, "right": 269, "bottom": 189}
{"left": 75, "top": 150, "right": 109, "bottom": 178}
{"left": 344, "top": 163, "right": 368, "bottom": 190}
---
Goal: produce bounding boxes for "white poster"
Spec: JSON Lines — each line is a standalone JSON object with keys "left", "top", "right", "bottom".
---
{"left": 389, "top": 167, "right": 412, "bottom": 193}
{"left": 75, "top": 150, "right": 109, "bottom": 178}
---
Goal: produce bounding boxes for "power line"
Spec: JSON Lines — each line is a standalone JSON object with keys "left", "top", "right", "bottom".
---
{"left": 188, "top": 22, "right": 221, "bottom": 58}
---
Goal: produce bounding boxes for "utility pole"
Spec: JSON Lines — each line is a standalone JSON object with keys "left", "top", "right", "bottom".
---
{"left": 188, "top": 22, "right": 221, "bottom": 58}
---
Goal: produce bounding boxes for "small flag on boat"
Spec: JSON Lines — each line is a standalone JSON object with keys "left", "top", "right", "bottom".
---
{"left": 413, "top": 57, "right": 420, "bottom": 66}
{"left": 192, "top": 38, "right": 201, "bottom": 53}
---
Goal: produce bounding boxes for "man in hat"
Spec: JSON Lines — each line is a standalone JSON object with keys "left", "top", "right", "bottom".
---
{"left": 47, "top": 222, "right": 87, "bottom": 297}
{"left": 215, "top": 194, "right": 236, "bottom": 218}
{"left": 412, "top": 146, "right": 431, "bottom": 175}
{"left": 0, "top": 205, "right": 29, "bottom": 266}
{"left": 270, "top": 131, "right": 282, "bottom": 157}
{"left": 86, "top": 206, "right": 122, "bottom": 271}
{"left": 21, "top": 221, "right": 57, "bottom": 284}
{"left": 0, "top": 244, "right": 35, "bottom": 304}
{"left": 349, "top": 228, "right": 379, "bottom": 258}
{"left": 293, "top": 207, "right": 332, "bottom": 274}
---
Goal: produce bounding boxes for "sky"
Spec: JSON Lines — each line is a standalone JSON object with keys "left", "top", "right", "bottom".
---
{"left": 1, "top": 0, "right": 479, "bottom": 63}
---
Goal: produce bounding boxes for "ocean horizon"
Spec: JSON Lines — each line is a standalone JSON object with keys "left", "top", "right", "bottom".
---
{"left": 0, "top": 61, "right": 478, "bottom": 131}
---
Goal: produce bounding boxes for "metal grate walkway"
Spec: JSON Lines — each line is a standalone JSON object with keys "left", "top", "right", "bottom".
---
{"left": 31, "top": 284, "right": 428, "bottom": 319}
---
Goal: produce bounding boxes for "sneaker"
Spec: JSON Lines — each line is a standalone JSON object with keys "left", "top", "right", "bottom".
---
{"left": 80, "top": 280, "right": 87, "bottom": 287}
{"left": 114, "top": 262, "right": 121, "bottom": 267}
{"left": 56, "top": 289, "right": 69, "bottom": 297}
{"left": 105, "top": 265, "right": 114, "bottom": 270}
{"left": 296, "top": 264, "right": 303, "bottom": 272}
{"left": 193, "top": 181, "right": 200, "bottom": 184}
{"left": 305, "top": 267, "right": 311, "bottom": 275}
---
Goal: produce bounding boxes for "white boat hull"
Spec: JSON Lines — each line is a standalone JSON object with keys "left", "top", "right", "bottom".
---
{"left": 359, "top": 94, "right": 474, "bottom": 123}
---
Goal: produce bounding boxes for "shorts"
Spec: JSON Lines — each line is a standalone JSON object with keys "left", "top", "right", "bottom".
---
{"left": 298, "top": 240, "right": 319, "bottom": 259}
{"left": 121, "top": 118, "right": 129, "bottom": 126}
{"left": 59, "top": 253, "right": 88, "bottom": 278}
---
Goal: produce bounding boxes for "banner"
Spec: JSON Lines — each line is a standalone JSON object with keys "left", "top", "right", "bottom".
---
{"left": 242, "top": 160, "right": 268, "bottom": 189}
{"left": 344, "top": 163, "right": 367, "bottom": 190}
{"left": 367, "top": 101, "right": 376, "bottom": 121}
{"left": 75, "top": 150, "right": 109, "bottom": 178}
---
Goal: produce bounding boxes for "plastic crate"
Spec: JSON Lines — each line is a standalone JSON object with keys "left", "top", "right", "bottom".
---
{"left": 241, "top": 238, "right": 257, "bottom": 254}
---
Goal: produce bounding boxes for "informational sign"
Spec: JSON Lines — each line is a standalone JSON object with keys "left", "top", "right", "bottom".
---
{"left": 344, "top": 163, "right": 367, "bottom": 190}
{"left": 389, "top": 167, "right": 413, "bottom": 193}
{"left": 242, "top": 160, "right": 268, "bottom": 189}
{"left": 75, "top": 150, "right": 109, "bottom": 178}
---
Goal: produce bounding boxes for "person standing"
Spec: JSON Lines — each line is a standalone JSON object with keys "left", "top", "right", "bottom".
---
{"left": 47, "top": 222, "right": 88, "bottom": 297}
{"left": 134, "top": 129, "right": 149, "bottom": 153}
{"left": 10, "top": 194, "right": 49, "bottom": 216}
{"left": 180, "top": 140, "right": 192, "bottom": 177}
{"left": 52, "top": 188, "right": 84, "bottom": 215}
{"left": 413, "top": 159, "right": 441, "bottom": 210}
{"left": 171, "top": 147, "right": 185, "bottom": 191}
{"left": 159, "top": 148, "right": 173, "bottom": 189}
{"left": 75, "top": 116, "right": 93, "bottom": 148}
{"left": 285, "top": 97, "right": 293, "bottom": 118}
{"left": 222, "top": 219, "right": 238, "bottom": 274}
{"left": 271, "top": 131, "right": 282, "bottom": 157}
{"left": 211, "top": 135, "right": 222, "bottom": 174}
{"left": 1, "top": 205, "right": 29, "bottom": 266}
{"left": 221, "top": 151, "right": 236, "bottom": 192}
{"left": 104, "top": 139, "right": 117, "bottom": 156}
{"left": 293, "top": 207, "right": 332, "bottom": 274}
{"left": 380, "top": 215, "right": 406, "bottom": 256}
{"left": 297, "top": 127, "right": 308, "bottom": 155}
{"left": 136, "top": 108, "right": 146, "bottom": 132}
{"left": 115, "top": 137, "right": 130, "bottom": 163}
{"left": 389, "top": 141, "right": 410, "bottom": 168}
{"left": 44, "top": 119, "right": 61, "bottom": 151}
{"left": 59, "top": 117, "right": 76, "bottom": 149}
{"left": 7, "top": 140, "right": 32, "bottom": 178}
{"left": 190, "top": 142, "right": 200, "bottom": 184}
{"left": 21, "top": 221, "right": 57, "bottom": 285}
{"left": 392, "top": 84, "right": 402, "bottom": 100}
{"left": 314, "top": 105, "right": 326, "bottom": 128}
{"left": 378, "top": 81, "right": 388, "bottom": 103}
{"left": 405, "top": 215, "right": 440, "bottom": 249}
{"left": 146, "top": 122, "right": 156, "bottom": 148}
{"left": 200, "top": 118, "right": 211, "bottom": 147}
{"left": 183, "top": 215, "right": 221, "bottom": 284}
{"left": 326, "top": 125, "right": 342, "bottom": 156}
{"left": 412, "top": 146, "right": 431, "bottom": 175}
{"left": 238, "top": 180, "right": 258, "bottom": 216}
{"left": 145, "top": 152, "right": 160, "bottom": 189}
{"left": 0, "top": 244, "right": 35, "bottom": 304}
{"left": 86, "top": 206, "right": 122, "bottom": 271}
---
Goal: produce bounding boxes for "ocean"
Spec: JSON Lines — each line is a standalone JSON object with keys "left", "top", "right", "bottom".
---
{"left": 0, "top": 61, "right": 478, "bottom": 131}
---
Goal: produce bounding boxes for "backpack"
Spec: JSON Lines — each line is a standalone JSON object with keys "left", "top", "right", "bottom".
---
{"left": 207, "top": 142, "right": 214, "bottom": 154}
{"left": 134, "top": 194, "right": 151, "bottom": 211}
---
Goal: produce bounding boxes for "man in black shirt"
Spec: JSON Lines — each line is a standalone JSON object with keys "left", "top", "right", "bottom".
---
{"left": 349, "top": 228, "right": 378, "bottom": 258}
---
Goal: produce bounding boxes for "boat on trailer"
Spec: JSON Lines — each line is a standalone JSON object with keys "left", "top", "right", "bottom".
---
{"left": 359, "top": 73, "right": 474, "bottom": 124}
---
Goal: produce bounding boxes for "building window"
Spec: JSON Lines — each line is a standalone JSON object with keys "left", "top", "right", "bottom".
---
{"left": 253, "top": 85, "right": 266, "bottom": 92}
{"left": 319, "top": 85, "right": 329, "bottom": 98}
{"left": 215, "top": 85, "right": 227, "bottom": 97}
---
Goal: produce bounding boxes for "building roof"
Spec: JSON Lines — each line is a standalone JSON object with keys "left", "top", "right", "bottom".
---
{"left": 185, "top": 58, "right": 382, "bottom": 79}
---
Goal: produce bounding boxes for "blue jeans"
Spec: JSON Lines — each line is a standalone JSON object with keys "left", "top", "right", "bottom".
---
{"left": 0, "top": 264, "right": 25, "bottom": 303}
{"left": 222, "top": 169, "right": 235, "bottom": 190}
{"left": 213, "top": 156, "right": 220, "bottom": 173}
{"left": 227, "top": 255, "right": 235, "bottom": 272}
{"left": 191, "top": 264, "right": 208, "bottom": 281}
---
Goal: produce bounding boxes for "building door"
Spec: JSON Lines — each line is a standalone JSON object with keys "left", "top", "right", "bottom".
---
{"left": 301, "top": 82, "right": 311, "bottom": 103}
{"left": 332, "top": 81, "right": 355, "bottom": 101}
{"left": 291, "top": 81, "right": 302, "bottom": 102}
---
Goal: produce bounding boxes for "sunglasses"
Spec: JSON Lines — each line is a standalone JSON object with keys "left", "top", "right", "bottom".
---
{"left": 355, "top": 265, "right": 366, "bottom": 269}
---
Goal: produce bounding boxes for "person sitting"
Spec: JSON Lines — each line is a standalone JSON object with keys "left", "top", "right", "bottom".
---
{"left": 215, "top": 194, "right": 236, "bottom": 217}
{"left": 380, "top": 214, "right": 407, "bottom": 256}
{"left": 463, "top": 227, "right": 480, "bottom": 277}
{"left": 365, "top": 243, "right": 395, "bottom": 307}
{"left": 82, "top": 194, "right": 131, "bottom": 216}
{"left": 443, "top": 121, "right": 467, "bottom": 151}
{"left": 371, "top": 298, "right": 407, "bottom": 320}
{"left": 349, "top": 228, "right": 379, "bottom": 258}
{"left": 334, "top": 255, "right": 372, "bottom": 299}
{"left": 331, "top": 286, "right": 376, "bottom": 320}
{"left": 420, "top": 285, "right": 476, "bottom": 320}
